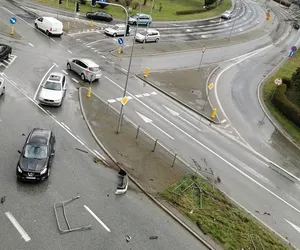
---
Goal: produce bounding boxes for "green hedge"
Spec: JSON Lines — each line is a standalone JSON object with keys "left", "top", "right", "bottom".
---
{"left": 176, "top": 6, "right": 215, "bottom": 15}
{"left": 273, "top": 84, "right": 300, "bottom": 127}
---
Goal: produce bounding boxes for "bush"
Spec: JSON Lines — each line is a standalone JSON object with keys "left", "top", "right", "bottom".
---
{"left": 272, "top": 84, "right": 300, "bottom": 127}
{"left": 80, "top": 0, "right": 87, "bottom": 4}
{"left": 282, "top": 77, "right": 292, "bottom": 88}
{"left": 176, "top": 9, "right": 206, "bottom": 15}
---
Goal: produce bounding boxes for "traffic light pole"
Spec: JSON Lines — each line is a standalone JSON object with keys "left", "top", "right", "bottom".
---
{"left": 142, "top": 0, "right": 155, "bottom": 48}
{"left": 96, "top": 1, "right": 128, "bottom": 53}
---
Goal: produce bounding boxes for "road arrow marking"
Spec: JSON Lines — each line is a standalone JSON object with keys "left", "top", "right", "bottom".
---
{"left": 136, "top": 112, "right": 174, "bottom": 140}
{"left": 163, "top": 106, "right": 201, "bottom": 132}
{"left": 285, "top": 219, "right": 300, "bottom": 234}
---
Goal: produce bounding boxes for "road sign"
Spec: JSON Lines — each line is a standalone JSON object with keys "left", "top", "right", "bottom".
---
{"left": 118, "top": 38, "right": 123, "bottom": 45}
{"left": 208, "top": 83, "right": 214, "bottom": 90}
{"left": 121, "top": 96, "right": 128, "bottom": 105}
{"left": 202, "top": 46, "right": 206, "bottom": 53}
{"left": 274, "top": 78, "right": 282, "bottom": 86}
{"left": 289, "top": 51, "right": 295, "bottom": 58}
{"left": 9, "top": 17, "right": 16, "bottom": 25}
{"left": 291, "top": 46, "right": 297, "bottom": 52}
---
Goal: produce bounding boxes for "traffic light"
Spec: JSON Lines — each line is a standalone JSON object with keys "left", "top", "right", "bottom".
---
{"left": 92, "top": 0, "right": 96, "bottom": 6}
{"left": 59, "top": 0, "right": 62, "bottom": 4}
{"left": 76, "top": 2, "right": 80, "bottom": 12}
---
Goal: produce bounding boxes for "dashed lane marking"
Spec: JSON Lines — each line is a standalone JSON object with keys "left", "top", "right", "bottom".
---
{"left": 5, "top": 212, "right": 31, "bottom": 242}
{"left": 68, "top": 50, "right": 72, "bottom": 54}
{"left": 28, "top": 43, "right": 34, "bottom": 47}
{"left": 224, "top": 123, "right": 230, "bottom": 129}
{"left": 135, "top": 94, "right": 143, "bottom": 98}
{"left": 143, "top": 93, "right": 150, "bottom": 97}
{"left": 107, "top": 99, "right": 116, "bottom": 103}
{"left": 50, "top": 38, "right": 55, "bottom": 42}
{"left": 84, "top": 205, "right": 111, "bottom": 232}
{"left": 101, "top": 55, "right": 106, "bottom": 59}
{"left": 62, "top": 70, "right": 68, "bottom": 75}
{"left": 61, "top": 122, "right": 71, "bottom": 131}
{"left": 72, "top": 78, "right": 79, "bottom": 83}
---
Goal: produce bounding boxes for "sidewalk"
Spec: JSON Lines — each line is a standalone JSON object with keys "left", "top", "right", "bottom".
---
{"left": 79, "top": 87, "right": 222, "bottom": 250}
{"left": 136, "top": 65, "right": 220, "bottom": 122}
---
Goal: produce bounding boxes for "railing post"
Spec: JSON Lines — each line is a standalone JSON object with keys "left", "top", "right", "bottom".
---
{"left": 152, "top": 139, "right": 158, "bottom": 152}
{"left": 172, "top": 154, "right": 177, "bottom": 167}
{"left": 136, "top": 125, "right": 141, "bottom": 138}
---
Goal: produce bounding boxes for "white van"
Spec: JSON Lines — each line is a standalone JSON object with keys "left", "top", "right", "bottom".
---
{"left": 0, "top": 77, "right": 5, "bottom": 96}
{"left": 34, "top": 17, "right": 63, "bottom": 37}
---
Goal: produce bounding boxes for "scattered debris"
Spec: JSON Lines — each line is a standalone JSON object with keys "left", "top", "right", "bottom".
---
{"left": 216, "top": 176, "right": 221, "bottom": 183}
{"left": 115, "top": 169, "right": 128, "bottom": 195}
{"left": 255, "top": 210, "right": 260, "bottom": 214}
{"left": 93, "top": 157, "right": 101, "bottom": 163}
{"left": 1, "top": 196, "right": 6, "bottom": 204}
{"left": 149, "top": 178, "right": 154, "bottom": 181}
{"left": 149, "top": 236, "right": 158, "bottom": 240}
{"left": 22, "top": 133, "right": 25, "bottom": 136}
{"left": 125, "top": 235, "right": 131, "bottom": 242}
{"left": 75, "top": 148, "right": 88, "bottom": 154}
{"left": 190, "top": 210, "right": 193, "bottom": 214}
{"left": 263, "top": 212, "right": 271, "bottom": 216}
{"left": 107, "top": 194, "right": 109, "bottom": 197}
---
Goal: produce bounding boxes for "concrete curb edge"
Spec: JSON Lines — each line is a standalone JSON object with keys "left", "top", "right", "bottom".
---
{"left": 78, "top": 87, "right": 216, "bottom": 250}
{"left": 135, "top": 74, "right": 220, "bottom": 124}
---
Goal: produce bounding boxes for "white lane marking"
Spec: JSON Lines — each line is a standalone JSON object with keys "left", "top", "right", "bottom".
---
{"left": 61, "top": 122, "right": 71, "bottom": 131}
{"left": 53, "top": 63, "right": 58, "bottom": 68}
{"left": 86, "top": 45, "right": 92, "bottom": 48}
{"left": 86, "top": 39, "right": 108, "bottom": 46}
{"left": 20, "top": 88, "right": 28, "bottom": 95}
{"left": 33, "top": 64, "right": 56, "bottom": 100}
{"left": 93, "top": 149, "right": 106, "bottom": 160}
{"left": 84, "top": 205, "right": 111, "bottom": 232}
{"left": 151, "top": 92, "right": 157, "bottom": 95}
{"left": 67, "top": 50, "right": 73, "bottom": 54}
{"left": 101, "top": 55, "right": 106, "bottom": 59}
{"left": 91, "top": 48, "right": 95, "bottom": 50}
{"left": 28, "top": 43, "right": 34, "bottom": 47}
{"left": 59, "top": 44, "right": 63, "bottom": 47}
{"left": 224, "top": 124, "right": 230, "bottom": 129}
{"left": 104, "top": 75, "right": 300, "bottom": 214}
{"left": 46, "top": 109, "right": 55, "bottom": 117}
{"left": 72, "top": 78, "right": 79, "bottom": 83}
{"left": 5, "top": 212, "right": 31, "bottom": 242}
{"left": 2, "top": 75, "right": 106, "bottom": 166}
{"left": 121, "top": 68, "right": 127, "bottom": 72}
{"left": 76, "top": 135, "right": 85, "bottom": 144}
{"left": 285, "top": 219, "right": 300, "bottom": 234}
{"left": 135, "top": 94, "right": 143, "bottom": 98}
{"left": 239, "top": 28, "right": 243, "bottom": 32}
{"left": 143, "top": 93, "right": 150, "bottom": 97}
{"left": 50, "top": 38, "right": 55, "bottom": 42}
{"left": 94, "top": 50, "right": 98, "bottom": 52}
{"left": 127, "top": 96, "right": 133, "bottom": 100}
{"left": 62, "top": 70, "right": 68, "bottom": 75}
{"left": 116, "top": 97, "right": 122, "bottom": 101}
{"left": 107, "top": 99, "right": 116, "bottom": 103}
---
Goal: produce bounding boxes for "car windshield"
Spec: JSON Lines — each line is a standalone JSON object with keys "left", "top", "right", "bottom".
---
{"left": 44, "top": 81, "right": 61, "bottom": 90}
{"left": 131, "top": 15, "right": 139, "bottom": 19}
{"left": 139, "top": 32, "right": 148, "bottom": 36}
{"left": 224, "top": 11, "right": 230, "bottom": 14}
{"left": 24, "top": 145, "right": 48, "bottom": 159}
{"left": 0, "top": 46, "right": 6, "bottom": 53}
{"left": 89, "top": 67, "right": 100, "bottom": 72}
{"left": 112, "top": 26, "right": 121, "bottom": 30}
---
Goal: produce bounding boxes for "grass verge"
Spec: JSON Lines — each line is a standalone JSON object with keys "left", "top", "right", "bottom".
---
{"left": 161, "top": 175, "right": 292, "bottom": 250}
{"left": 263, "top": 53, "right": 300, "bottom": 145}
{"left": 35, "top": 0, "right": 232, "bottom": 21}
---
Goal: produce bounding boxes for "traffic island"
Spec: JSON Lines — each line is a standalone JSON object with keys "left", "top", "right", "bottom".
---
{"left": 0, "top": 20, "right": 22, "bottom": 40}
{"left": 136, "top": 65, "right": 220, "bottom": 122}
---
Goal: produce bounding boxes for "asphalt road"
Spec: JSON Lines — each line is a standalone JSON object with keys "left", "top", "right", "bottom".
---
{"left": 2, "top": 0, "right": 300, "bottom": 248}
{"left": 0, "top": 2, "right": 210, "bottom": 250}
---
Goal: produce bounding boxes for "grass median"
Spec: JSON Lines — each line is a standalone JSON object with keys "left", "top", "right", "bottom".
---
{"left": 161, "top": 175, "right": 292, "bottom": 250}
{"left": 263, "top": 53, "right": 300, "bottom": 145}
{"left": 35, "top": 0, "right": 231, "bottom": 21}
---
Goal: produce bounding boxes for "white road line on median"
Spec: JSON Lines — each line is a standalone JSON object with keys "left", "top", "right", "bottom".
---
{"left": 135, "top": 94, "right": 143, "bottom": 98}
{"left": 28, "top": 43, "right": 34, "bottom": 47}
{"left": 62, "top": 70, "right": 68, "bottom": 75}
{"left": 53, "top": 63, "right": 58, "bottom": 68}
{"left": 76, "top": 135, "right": 85, "bottom": 144}
{"left": 107, "top": 99, "right": 116, "bottom": 103}
{"left": 101, "top": 55, "right": 106, "bottom": 59}
{"left": 143, "top": 93, "right": 150, "bottom": 97}
{"left": 93, "top": 149, "right": 106, "bottom": 160}
{"left": 67, "top": 50, "right": 73, "bottom": 54}
{"left": 33, "top": 64, "right": 56, "bottom": 100}
{"left": 224, "top": 124, "right": 230, "bottom": 129}
{"left": 61, "top": 122, "right": 71, "bottom": 131}
{"left": 116, "top": 97, "right": 122, "bottom": 101}
{"left": 104, "top": 75, "right": 300, "bottom": 215}
{"left": 5, "top": 212, "right": 31, "bottom": 242}
{"left": 84, "top": 205, "right": 111, "bottom": 232}
{"left": 72, "top": 78, "right": 79, "bottom": 83}
{"left": 151, "top": 92, "right": 157, "bottom": 95}
{"left": 121, "top": 68, "right": 127, "bottom": 72}
{"left": 50, "top": 38, "right": 55, "bottom": 42}
{"left": 94, "top": 50, "right": 98, "bottom": 52}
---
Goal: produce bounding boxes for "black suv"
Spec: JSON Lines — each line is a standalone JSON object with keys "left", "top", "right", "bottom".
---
{"left": 17, "top": 128, "right": 56, "bottom": 181}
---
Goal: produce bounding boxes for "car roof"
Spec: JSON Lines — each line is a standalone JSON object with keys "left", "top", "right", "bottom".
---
{"left": 146, "top": 28, "right": 159, "bottom": 33}
{"left": 28, "top": 128, "right": 51, "bottom": 145}
{"left": 43, "top": 17, "right": 60, "bottom": 22}
{"left": 47, "top": 72, "right": 64, "bottom": 82}
{"left": 81, "top": 58, "right": 99, "bottom": 67}
{"left": 115, "top": 23, "right": 125, "bottom": 27}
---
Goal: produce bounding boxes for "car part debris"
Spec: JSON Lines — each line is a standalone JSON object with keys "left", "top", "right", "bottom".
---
{"left": 54, "top": 196, "right": 92, "bottom": 234}
{"left": 1, "top": 196, "right": 6, "bottom": 204}
{"left": 149, "top": 236, "right": 158, "bottom": 240}
{"left": 115, "top": 169, "right": 128, "bottom": 195}
{"left": 125, "top": 235, "right": 131, "bottom": 242}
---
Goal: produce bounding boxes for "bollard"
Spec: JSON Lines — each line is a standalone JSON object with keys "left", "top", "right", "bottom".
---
{"left": 66, "top": 22, "right": 70, "bottom": 31}
{"left": 117, "top": 46, "right": 122, "bottom": 55}
{"left": 144, "top": 67, "right": 150, "bottom": 78}
{"left": 87, "top": 87, "right": 92, "bottom": 98}
{"left": 90, "top": 20, "right": 93, "bottom": 28}
{"left": 211, "top": 108, "right": 217, "bottom": 119}
{"left": 10, "top": 26, "right": 14, "bottom": 36}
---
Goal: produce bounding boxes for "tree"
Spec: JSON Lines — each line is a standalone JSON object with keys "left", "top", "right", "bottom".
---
{"left": 123, "top": 0, "right": 133, "bottom": 6}
{"left": 291, "top": 67, "right": 300, "bottom": 91}
{"left": 143, "top": 0, "right": 147, "bottom": 5}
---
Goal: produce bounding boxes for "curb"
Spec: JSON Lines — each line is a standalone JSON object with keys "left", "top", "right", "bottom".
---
{"left": 135, "top": 74, "right": 220, "bottom": 124}
{"left": 78, "top": 87, "right": 216, "bottom": 250}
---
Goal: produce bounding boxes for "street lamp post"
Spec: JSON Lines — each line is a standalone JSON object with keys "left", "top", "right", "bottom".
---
{"left": 228, "top": 0, "right": 241, "bottom": 41}
{"left": 116, "top": 1, "right": 143, "bottom": 133}
{"left": 96, "top": 1, "right": 129, "bottom": 53}
{"left": 142, "top": 0, "right": 155, "bottom": 48}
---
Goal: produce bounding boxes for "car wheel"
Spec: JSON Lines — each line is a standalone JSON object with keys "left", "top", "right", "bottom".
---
{"left": 133, "top": 21, "right": 136, "bottom": 25}
{"left": 47, "top": 168, "right": 51, "bottom": 178}
{"left": 35, "top": 23, "right": 38, "bottom": 29}
{"left": 155, "top": 38, "right": 159, "bottom": 43}
{"left": 81, "top": 73, "right": 86, "bottom": 81}
{"left": 67, "top": 63, "right": 71, "bottom": 70}
{"left": 6, "top": 53, "right": 11, "bottom": 59}
{"left": 46, "top": 30, "right": 50, "bottom": 36}
{"left": 1, "top": 87, "right": 5, "bottom": 96}
{"left": 113, "top": 33, "right": 117, "bottom": 37}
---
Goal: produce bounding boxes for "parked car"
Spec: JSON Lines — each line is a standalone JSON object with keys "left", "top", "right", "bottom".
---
{"left": 67, "top": 58, "right": 102, "bottom": 82}
{"left": 104, "top": 24, "right": 130, "bottom": 37}
{"left": 0, "top": 44, "right": 12, "bottom": 62}
{"left": 38, "top": 72, "right": 67, "bottom": 106}
{"left": 128, "top": 13, "right": 152, "bottom": 25}
{"left": 221, "top": 10, "right": 232, "bottom": 19}
{"left": 293, "top": 21, "right": 300, "bottom": 30}
{"left": 0, "top": 77, "right": 5, "bottom": 96}
{"left": 34, "top": 17, "right": 63, "bottom": 37}
{"left": 135, "top": 29, "right": 160, "bottom": 43}
{"left": 86, "top": 12, "right": 113, "bottom": 22}
{"left": 16, "top": 128, "right": 56, "bottom": 181}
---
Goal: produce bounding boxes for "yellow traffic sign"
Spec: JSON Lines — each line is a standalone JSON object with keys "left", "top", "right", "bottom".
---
{"left": 121, "top": 96, "right": 128, "bottom": 105}
{"left": 208, "top": 83, "right": 214, "bottom": 90}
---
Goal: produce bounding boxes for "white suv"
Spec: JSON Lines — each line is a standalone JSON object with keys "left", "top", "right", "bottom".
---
{"left": 104, "top": 24, "right": 128, "bottom": 37}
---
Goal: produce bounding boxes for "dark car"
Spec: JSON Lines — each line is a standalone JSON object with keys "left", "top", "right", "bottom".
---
{"left": 0, "top": 44, "right": 12, "bottom": 62}
{"left": 293, "top": 21, "right": 300, "bottom": 30}
{"left": 86, "top": 12, "right": 113, "bottom": 22}
{"left": 16, "top": 128, "right": 56, "bottom": 181}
